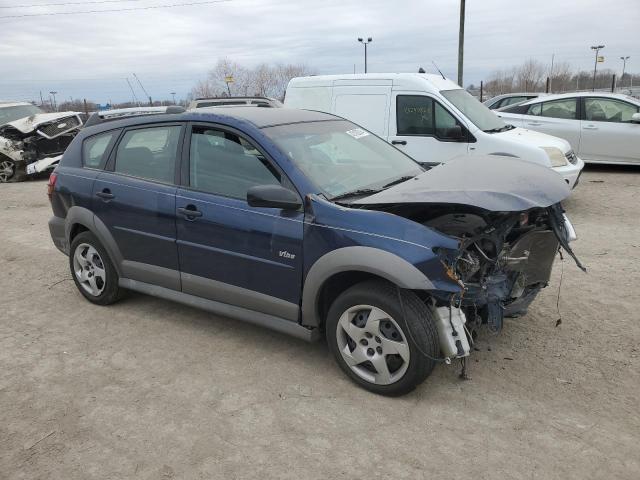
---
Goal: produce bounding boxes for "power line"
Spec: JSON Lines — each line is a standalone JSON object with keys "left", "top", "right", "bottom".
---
{"left": 0, "top": 0, "right": 142, "bottom": 9}
{"left": 0, "top": 0, "right": 232, "bottom": 19}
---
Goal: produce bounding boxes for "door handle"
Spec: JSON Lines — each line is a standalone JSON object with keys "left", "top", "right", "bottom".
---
{"left": 178, "top": 205, "right": 203, "bottom": 219}
{"left": 391, "top": 140, "right": 407, "bottom": 145}
{"left": 583, "top": 125, "right": 598, "bottom": 130}
{"left": 527, "top": 122, "right": 543, "bottom": 126}
{"left": 95, "top": 189, "right": 114, "bottom": 200}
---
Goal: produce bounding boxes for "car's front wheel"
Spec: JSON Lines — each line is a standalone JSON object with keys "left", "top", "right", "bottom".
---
{"left": 0, "top": 157, "right": 26, "bottom": 183}
{"left": 69, "top": 231, "right": 122, "bottom": 305}
{"left": 326, "top": 279, "right": 439, "bottom": 396}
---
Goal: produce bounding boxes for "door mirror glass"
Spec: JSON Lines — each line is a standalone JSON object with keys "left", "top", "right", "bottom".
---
{"left": 247, "top": 185, "right": 301, "bottom": 210}
{"left": 629, "top": 112, "right": 640, "bottom": 124}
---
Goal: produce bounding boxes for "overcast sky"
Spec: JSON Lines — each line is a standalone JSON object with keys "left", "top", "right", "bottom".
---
{"left": 1, "top": 0, "right": 638, "bottom": 103}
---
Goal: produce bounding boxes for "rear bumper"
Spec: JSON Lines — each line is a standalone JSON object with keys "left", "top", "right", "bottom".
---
{"left": 552, "top": 157, "right": 584, "bottom": 190}
{"left": 48, "top": 215, "right": 68, "bottom": 255}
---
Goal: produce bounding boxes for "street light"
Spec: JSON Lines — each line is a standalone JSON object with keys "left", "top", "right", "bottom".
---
{"left": 590, "top": 45, "right": 605, "bottom": 91}
{"left": 49, "top": 91, "right": 58, "bottom": 111}
{"left": 357, "top": 37, "right": 372, "bottom": 73}
{"left": 620, "top": 56, "right": 630, "bottom": 87}
{"left": 170, "top": 92, "right": 177, "bottom": 105}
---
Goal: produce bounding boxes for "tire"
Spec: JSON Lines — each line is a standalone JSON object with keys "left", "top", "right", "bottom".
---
{"left": 0, "top": 157, "right": 26, "bottom": 183}
{"left": 69, "top": 231, "right": 122, "bottom": 305}
{"left": 326, "top": 279, "right": 439, "bottom": 396}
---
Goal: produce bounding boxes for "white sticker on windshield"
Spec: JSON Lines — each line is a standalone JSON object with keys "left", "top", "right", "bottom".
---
{"left": 345, "top": 128, "right": 370, "bottom": 139}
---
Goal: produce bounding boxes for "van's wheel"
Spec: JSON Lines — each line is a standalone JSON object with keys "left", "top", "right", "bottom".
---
{"left": 69, "top": 231, "right": 122, "bottom": 305}
{"left": 326, "top": 279, "right": 439, "bottom": 396}
{"left": 0, "top": 158, "right": 26, "bottom": 183}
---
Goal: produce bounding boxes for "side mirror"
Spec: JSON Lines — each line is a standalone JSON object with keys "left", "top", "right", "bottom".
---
{"left": 441, "top": 125, "right": 464, "bottom": 141}
{"left": 247, "top": 185, "right": 301, "bottom": 210}
{"left": 631, "top": 112, "right": 640, "bottom": 124}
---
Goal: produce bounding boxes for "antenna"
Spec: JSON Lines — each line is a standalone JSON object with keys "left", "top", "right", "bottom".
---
{"left": 133, "top": 73, "right": 153, "bottom": 106}
{"left": 432, "top": 61, "right": 446, "bottom": 80}
{"left": 125, "top": 77, "right": 140, "bottom": 106}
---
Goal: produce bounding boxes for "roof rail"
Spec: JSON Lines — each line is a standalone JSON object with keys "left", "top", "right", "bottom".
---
{"left": 83, "top": 106, "right": 186, "bottom": 128}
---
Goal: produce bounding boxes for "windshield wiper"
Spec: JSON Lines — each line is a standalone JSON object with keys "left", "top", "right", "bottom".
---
{"left": 331, "top": 188, "right": 381, "bottom": 201}
{"left": 382, "top": 175, "right": 415, "bottom": 189}
{"left": 484, "top": 124, "right": 515, "bottom": 134}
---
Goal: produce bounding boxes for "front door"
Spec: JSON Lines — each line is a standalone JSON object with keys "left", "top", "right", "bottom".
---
{"left": 520, "top": 97, "right": 581, "bottom": 151}
{"left": 175, "top": 124, "right": 304, "bottom": 321}
{"left": 388, "top": 93, "right": 469, "bottom": 165}
{"left": 579, "top": 97, "right": 640, "bottom": 164}
{"left": 92, "top": 123, "right": 183, "bottom": 290}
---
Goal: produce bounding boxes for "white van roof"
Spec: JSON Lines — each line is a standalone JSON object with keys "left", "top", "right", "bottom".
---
{"left": 287, "top": 73, "right": 461, "bottom": 93}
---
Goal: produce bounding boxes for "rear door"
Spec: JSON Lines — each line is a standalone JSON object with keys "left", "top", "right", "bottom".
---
{"left": 579, "top": 97, "right": 640, "bottom": 164}
{"left": 519, "top": 98, "right": 581, "bottom": 151}
{"left": 92, "top": 123, "right": 183, "bottom": 290}
{"left": 331, "top": 80, "right": 392, "bottom": 137}
{"left": 175, "top": 123, "right": 304, "bottom": 321}
{"left": 389, "top": 93, "right": 470, "bottom": 164}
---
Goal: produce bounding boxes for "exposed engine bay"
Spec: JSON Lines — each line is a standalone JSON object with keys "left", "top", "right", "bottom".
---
{"left": 369, "top": 201, "right": 584, "bottom": 359}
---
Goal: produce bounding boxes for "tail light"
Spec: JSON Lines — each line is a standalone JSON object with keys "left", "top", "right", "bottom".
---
{"left": 47, "top": 172, "right": 58, "bottom": 201}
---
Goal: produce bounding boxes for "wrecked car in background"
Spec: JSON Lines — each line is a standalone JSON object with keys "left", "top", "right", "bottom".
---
{"left": 0, "top": 101, "right": 83, "bottom": 182}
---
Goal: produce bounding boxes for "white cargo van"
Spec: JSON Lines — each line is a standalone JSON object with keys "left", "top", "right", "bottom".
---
{"left": 284, "top": 73, "right": 584, "bottom": 188}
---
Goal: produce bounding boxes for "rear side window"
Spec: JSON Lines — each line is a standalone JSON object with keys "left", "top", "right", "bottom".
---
{"left": 114, "top": 126, "right": 181, "bottom": 183}
{"left": 531, "top": 98, "right": 577, "bottom": 119}
{"left": 189, "top": 126, "right": 280, "bottom": 199}
{"left": 83, "top": 131, "right": 117, "bottom": 168}
{"left": 397, "top": 96, "right": 434, "bottom": 135}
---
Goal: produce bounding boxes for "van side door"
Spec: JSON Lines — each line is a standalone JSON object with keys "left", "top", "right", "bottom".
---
{"left": 389, "top": 93, "right": 470, "bottom": 165}
{"left": 331, "top": 80, "right": 392, "bottom": 138}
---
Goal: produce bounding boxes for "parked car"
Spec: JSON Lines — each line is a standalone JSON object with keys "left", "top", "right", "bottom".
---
{"left": 188, "top": 96, "right": 283, "bottom": 110}
{"left": 484, "top": 92, "right": 545, "bottom": 110}
{"left": 0, "top": 101, "right": 83, "bottom": 182}
{"left": 497, "top": 92, "right": 640, "bottom": 165}
{"left": 284, "top": 74, "right": 584, "bottom": 188}
{"left": 48, "top": 107, "right": 582, "bottom": 396}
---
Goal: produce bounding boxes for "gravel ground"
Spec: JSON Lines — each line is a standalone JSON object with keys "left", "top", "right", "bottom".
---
{"left": 1, "top": 166, "right": 639, "bottom": 480}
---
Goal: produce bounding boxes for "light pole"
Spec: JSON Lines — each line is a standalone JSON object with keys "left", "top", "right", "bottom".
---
{"left": 457, "top": 0, "right": 465, "bottom": 87}
{"left": 591, "top": 45, "right": 605, "bottom": 91}
{"left": 620, "top": 56, "right": 630, "bottom": 87}
{"left": 170, "top": 92, "right": 177, "bottom": 105}
{"left": 357, "top": 37, "right": 372, "bottom": 73}
{"left": 49, "top": 91, "right": 58, "bottom": 111}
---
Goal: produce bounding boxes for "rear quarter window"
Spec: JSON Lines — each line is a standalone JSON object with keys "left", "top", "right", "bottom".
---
{"left": 82, "top": 130, "right": 119, "bottom": 168}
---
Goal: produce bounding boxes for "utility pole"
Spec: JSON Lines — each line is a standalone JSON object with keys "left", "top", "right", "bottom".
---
{"left": 549, "top": 53, "right": 555, "bottom": 92}
{"left": 357, "top": 37, "right": 372, "bottom": 73}
{"left": 457, "top": 0, "right": 465, "bottom": 87}
{"left": 591, "top": 45, "right": 605, "bottom": 91}
{"left": 620, "top": 56, "right": 630, "bottom": 87}
{"left": 49, "top": 91, "right": 58, "bottom": 111}
{"left": 170, "top": 92, "right": 177, "bottom": 105}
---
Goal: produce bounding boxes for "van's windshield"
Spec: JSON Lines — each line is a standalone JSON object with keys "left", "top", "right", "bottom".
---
{"left": 264, "top": 120, "right": 423, "bottom": 200}
{"left": 441, "top": 89, "right": 507, "bottom": 132}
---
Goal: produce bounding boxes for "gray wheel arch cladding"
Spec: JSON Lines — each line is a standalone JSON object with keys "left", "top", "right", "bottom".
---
{"left": 301, "top": 246, "right": 435, "bottom": 327}
{"left": 65, "top": 206, "right": 124, "bottom": 276}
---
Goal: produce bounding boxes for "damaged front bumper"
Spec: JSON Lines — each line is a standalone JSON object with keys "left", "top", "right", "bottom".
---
{"left": 25, "top": 155, "right": 62, "bottom": 175}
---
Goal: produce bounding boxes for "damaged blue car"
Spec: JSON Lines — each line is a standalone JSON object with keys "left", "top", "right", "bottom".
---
{"left": 48, "top": 107, "right": 583, "bottom": 396}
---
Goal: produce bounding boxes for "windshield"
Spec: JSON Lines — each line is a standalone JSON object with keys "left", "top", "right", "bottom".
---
{"left": 0, "top": 104, "right": 43, "bottom": 126}
{"left": 441, "top": 89, "right": 505, "bottom": 131}
{"left": 264, "top": 120, "right": 423, "bottom": 199}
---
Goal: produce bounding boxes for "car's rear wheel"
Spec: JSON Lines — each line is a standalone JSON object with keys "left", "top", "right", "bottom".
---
{"left": 69, "top": 231, "right": 122, "bottom": 305}
{"left": 0, "top": 158, "right": 26, "bottom": 183}
{"left": 326, "top": 279, "right": 439, "bottom": 396}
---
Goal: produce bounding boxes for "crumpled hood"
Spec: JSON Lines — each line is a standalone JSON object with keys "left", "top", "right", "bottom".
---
{"left": 2, "top": 111, "right": 80, "bottom": 133}
{"left": 495, "top": 126, "right": 572, "bottom": 153}
{"left": 352, "top": 155, "right": 570, "bottom": 212}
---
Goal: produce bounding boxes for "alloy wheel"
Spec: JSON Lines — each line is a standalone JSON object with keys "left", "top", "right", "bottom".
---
{"left": 336, "top": 305, "right": 410, "bottom": 385}
{"left": 0, "top": 159, "right": 15, "bottom": 182}
{"left": 73, "top": 243, "right": 107, "bottom": 296}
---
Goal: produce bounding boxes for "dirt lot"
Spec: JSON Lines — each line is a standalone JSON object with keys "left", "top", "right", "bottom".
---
{"left": 1, "top": 166, "right": 639, "bottom": 480}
